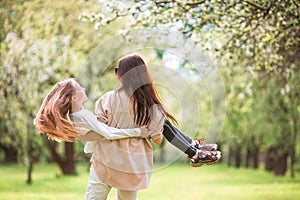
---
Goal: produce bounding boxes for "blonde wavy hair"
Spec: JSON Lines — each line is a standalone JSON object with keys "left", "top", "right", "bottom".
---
{"left": 34, "top": 79, "right": 80, "bottom": 142}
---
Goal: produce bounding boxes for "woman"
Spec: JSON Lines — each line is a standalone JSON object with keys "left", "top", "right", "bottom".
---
{"left": 87, "top": 54, "right": 221, "bottom": 200}
{"left": 34, "top": 78, "right": 148, "bottom": 144}
{"left": 86, "top": 55, "right": 168, "bottom": 200}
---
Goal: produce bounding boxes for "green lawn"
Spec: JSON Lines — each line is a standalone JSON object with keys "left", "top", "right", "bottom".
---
{"left": 0, "top": 162, "right": 299, "bottom": 200}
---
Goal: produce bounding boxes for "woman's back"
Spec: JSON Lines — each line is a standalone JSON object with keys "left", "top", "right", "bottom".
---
{"left": 92, "top": 89, "right": 164, "bottom": 190}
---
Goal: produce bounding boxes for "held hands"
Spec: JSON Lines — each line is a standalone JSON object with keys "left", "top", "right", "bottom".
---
{"left": 139, "top": 126, "right": 163, "bottom": 145}
{"left": 139, "top": 125, "right": 149, "bottom": 138}
{"left": 151, "top": 134, "right": 163, "bottom": 145}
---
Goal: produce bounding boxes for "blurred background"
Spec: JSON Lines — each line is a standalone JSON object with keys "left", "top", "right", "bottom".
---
{"left": 0, "top": 0, "right": 299, "bottom": 199}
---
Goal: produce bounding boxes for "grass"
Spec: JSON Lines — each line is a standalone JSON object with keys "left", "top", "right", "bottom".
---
{"left": 0, "top": 162, "right": 299, "bottom": 200}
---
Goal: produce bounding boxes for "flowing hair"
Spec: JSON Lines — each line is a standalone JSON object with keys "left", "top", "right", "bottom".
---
{"left": 116, "top": 54, "right": 177, "bottom": 126}
{"left": 34, "top": 79, "right": 79, "bottom": 142}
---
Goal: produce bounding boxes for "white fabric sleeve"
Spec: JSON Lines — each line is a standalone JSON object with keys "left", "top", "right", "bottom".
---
{"left": 84, "top": 142, "right": 96, "bottom": 154}
{"left": 71, "top": 109, "right": 141, "bottom": 140}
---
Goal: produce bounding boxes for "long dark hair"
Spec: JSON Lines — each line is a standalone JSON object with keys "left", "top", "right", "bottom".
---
{"left": 116, "top": 54, "right": 177, "bottom": 126}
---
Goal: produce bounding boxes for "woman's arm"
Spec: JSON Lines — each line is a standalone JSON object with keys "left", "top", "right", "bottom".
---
{"left": 147, "top": 104, "right": 165, "bottom": 144}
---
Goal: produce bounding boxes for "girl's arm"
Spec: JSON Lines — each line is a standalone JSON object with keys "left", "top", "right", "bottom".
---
{"left": 72, "top": 109, "right": 147, "bottom": 140}
{"left": 151, "top": 133, "right": 163, "bottom": 144}
{"left": 79, "top": 131, "right": 104, "bottom": 142}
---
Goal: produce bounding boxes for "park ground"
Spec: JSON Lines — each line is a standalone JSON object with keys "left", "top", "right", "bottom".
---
{"left": 0, "top": 162, "right": 300, "bottom": 200}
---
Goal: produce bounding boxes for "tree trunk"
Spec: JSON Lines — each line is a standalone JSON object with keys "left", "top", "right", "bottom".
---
{"left": 26, "top": 160, "right": 34, "bottom": 185}
{"left": 274, "top": 152, "right": 288, "bottom": 176}
{"left": 290, "top": 146, "right": 295, "bottom": 178}
{"left": 245, "top": 148, "right": 251, "bottom": 168}
{"left": 290, "top": 97, "right": 298, "bottom": 178}
{"left": 44, "top": 138, "right": 76, "bottom": 175}
{"left": 234, "top": 145, "right": 241, "bottom": 168}
{"left": 265, "top": 146, "right": 288, "bottom": 176}
{"left": 289, "top": 51, "right": 299, "bottom": 178}
{"left": 26, "top": 132, "right": 41, "bottom": 185}
{"left": 0, "top": 144, "right": 18, "bottom": 163}
{"left": 63, "top": 142, "right": 76, "bottom": 175}
{"left": 44, "top": 138, "right": 65, "bottom": 169}
{"left": 265, "top": 147, "right": 276, "bottom": 172}
{"left": 227, "top": 147, "right": 233, "bottom": 167}
{"left": 253, "top": 146, "right": 259, "bottom": 169}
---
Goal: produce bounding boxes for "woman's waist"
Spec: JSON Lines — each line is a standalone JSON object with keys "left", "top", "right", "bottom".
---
{"left": 95, "top": 140, "right": 153, "bottom": 154}
{"left": 92, "top": 152, "right": 153, "bottom": 173}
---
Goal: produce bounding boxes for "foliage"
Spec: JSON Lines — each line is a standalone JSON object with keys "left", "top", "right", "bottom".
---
{"left": 86, "top": 0, "right": 300, "bottom": 68}
{"left": 86, "top": 0, "right": 300, "bottom": 176}
{"left": 0, "top": 0, "right": 104, "bottom": 177}
{"left": 1, "top": 0, "right": 299, "bottom": 180}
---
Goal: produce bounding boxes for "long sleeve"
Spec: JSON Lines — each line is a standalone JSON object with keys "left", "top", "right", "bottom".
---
{"left": 147, "top": 104, "right": 164, "bottom": 137}
{"left": 95, "top": 90, "right": 164, "bottom": 140}
{"left": 95, "top": 93, "right": 111, "bottom": 123}
{"left": 71, "top": 109, "right": 141, "bottom": 140}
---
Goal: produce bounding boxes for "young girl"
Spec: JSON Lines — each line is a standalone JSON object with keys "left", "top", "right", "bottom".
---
{"left": 86, "top": 54, "right": 221, "bottom": 200}
{"left": 34, "top": 78, "right": 148, "bottom": 145}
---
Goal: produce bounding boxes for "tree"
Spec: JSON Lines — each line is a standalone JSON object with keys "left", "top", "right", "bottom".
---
{"left": 86, "top": 0, "right": 300, "bottom": 176}
{"left": 0, "top": 0, "right": 104, "bottom": 183}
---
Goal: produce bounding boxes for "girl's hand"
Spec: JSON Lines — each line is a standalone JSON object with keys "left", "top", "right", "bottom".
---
{"left": 151, "top": 133, "right": 163, "bottom": 144}
{"left": 140, "top": 125, "right": 148, "bottom": 138}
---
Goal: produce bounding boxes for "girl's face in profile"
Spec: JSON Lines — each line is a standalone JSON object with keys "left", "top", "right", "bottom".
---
{"left": 72, "top": 81, "right": 88, "bottom": 105}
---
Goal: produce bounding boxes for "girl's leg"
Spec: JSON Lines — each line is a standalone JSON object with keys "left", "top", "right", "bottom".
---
{"left": 85, "top": 165, "right": 111, "bottom": 200}
{"left": 168, "top": 120, "right": 193, "bottom": 143}
{"left": 163, "top": 119, "right": 221, "bottom": 167}
{"left": 163, "top": 119, "right": 197, "bottom": 158}
{"left": 116, "top": 189, "right": 138, "bottom": 200}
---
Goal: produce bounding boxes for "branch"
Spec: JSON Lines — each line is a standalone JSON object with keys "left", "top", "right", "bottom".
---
{"left": 185, "top": 1, "right": 205, "bottom": 7}
{"left": 154, "top": 0, "right": 173, "bottom": 5}
{"left": 244, "top": 1, "right": 268, "bottom": 10}
{"left": 224, "top": 1, "right": 241, "bottom": 11}
{"left": 293, "top": 0, "right": 300, "bottom": 8}
{"left": 274, "top": 24, "right": 294, "bottom": 39}
{"left": 175, "top": 0, "right": 206, "bottom": 12}
{"left": 155, "top": 0, "right": 205, "bottom": 8}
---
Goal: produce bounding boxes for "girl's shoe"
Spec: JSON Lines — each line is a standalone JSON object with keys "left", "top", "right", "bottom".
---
{"left": 193, "top": 138, "right": 218, "bottom": 151}
{"left": 190, "top": 150, "right": 222, "bottom": 167}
